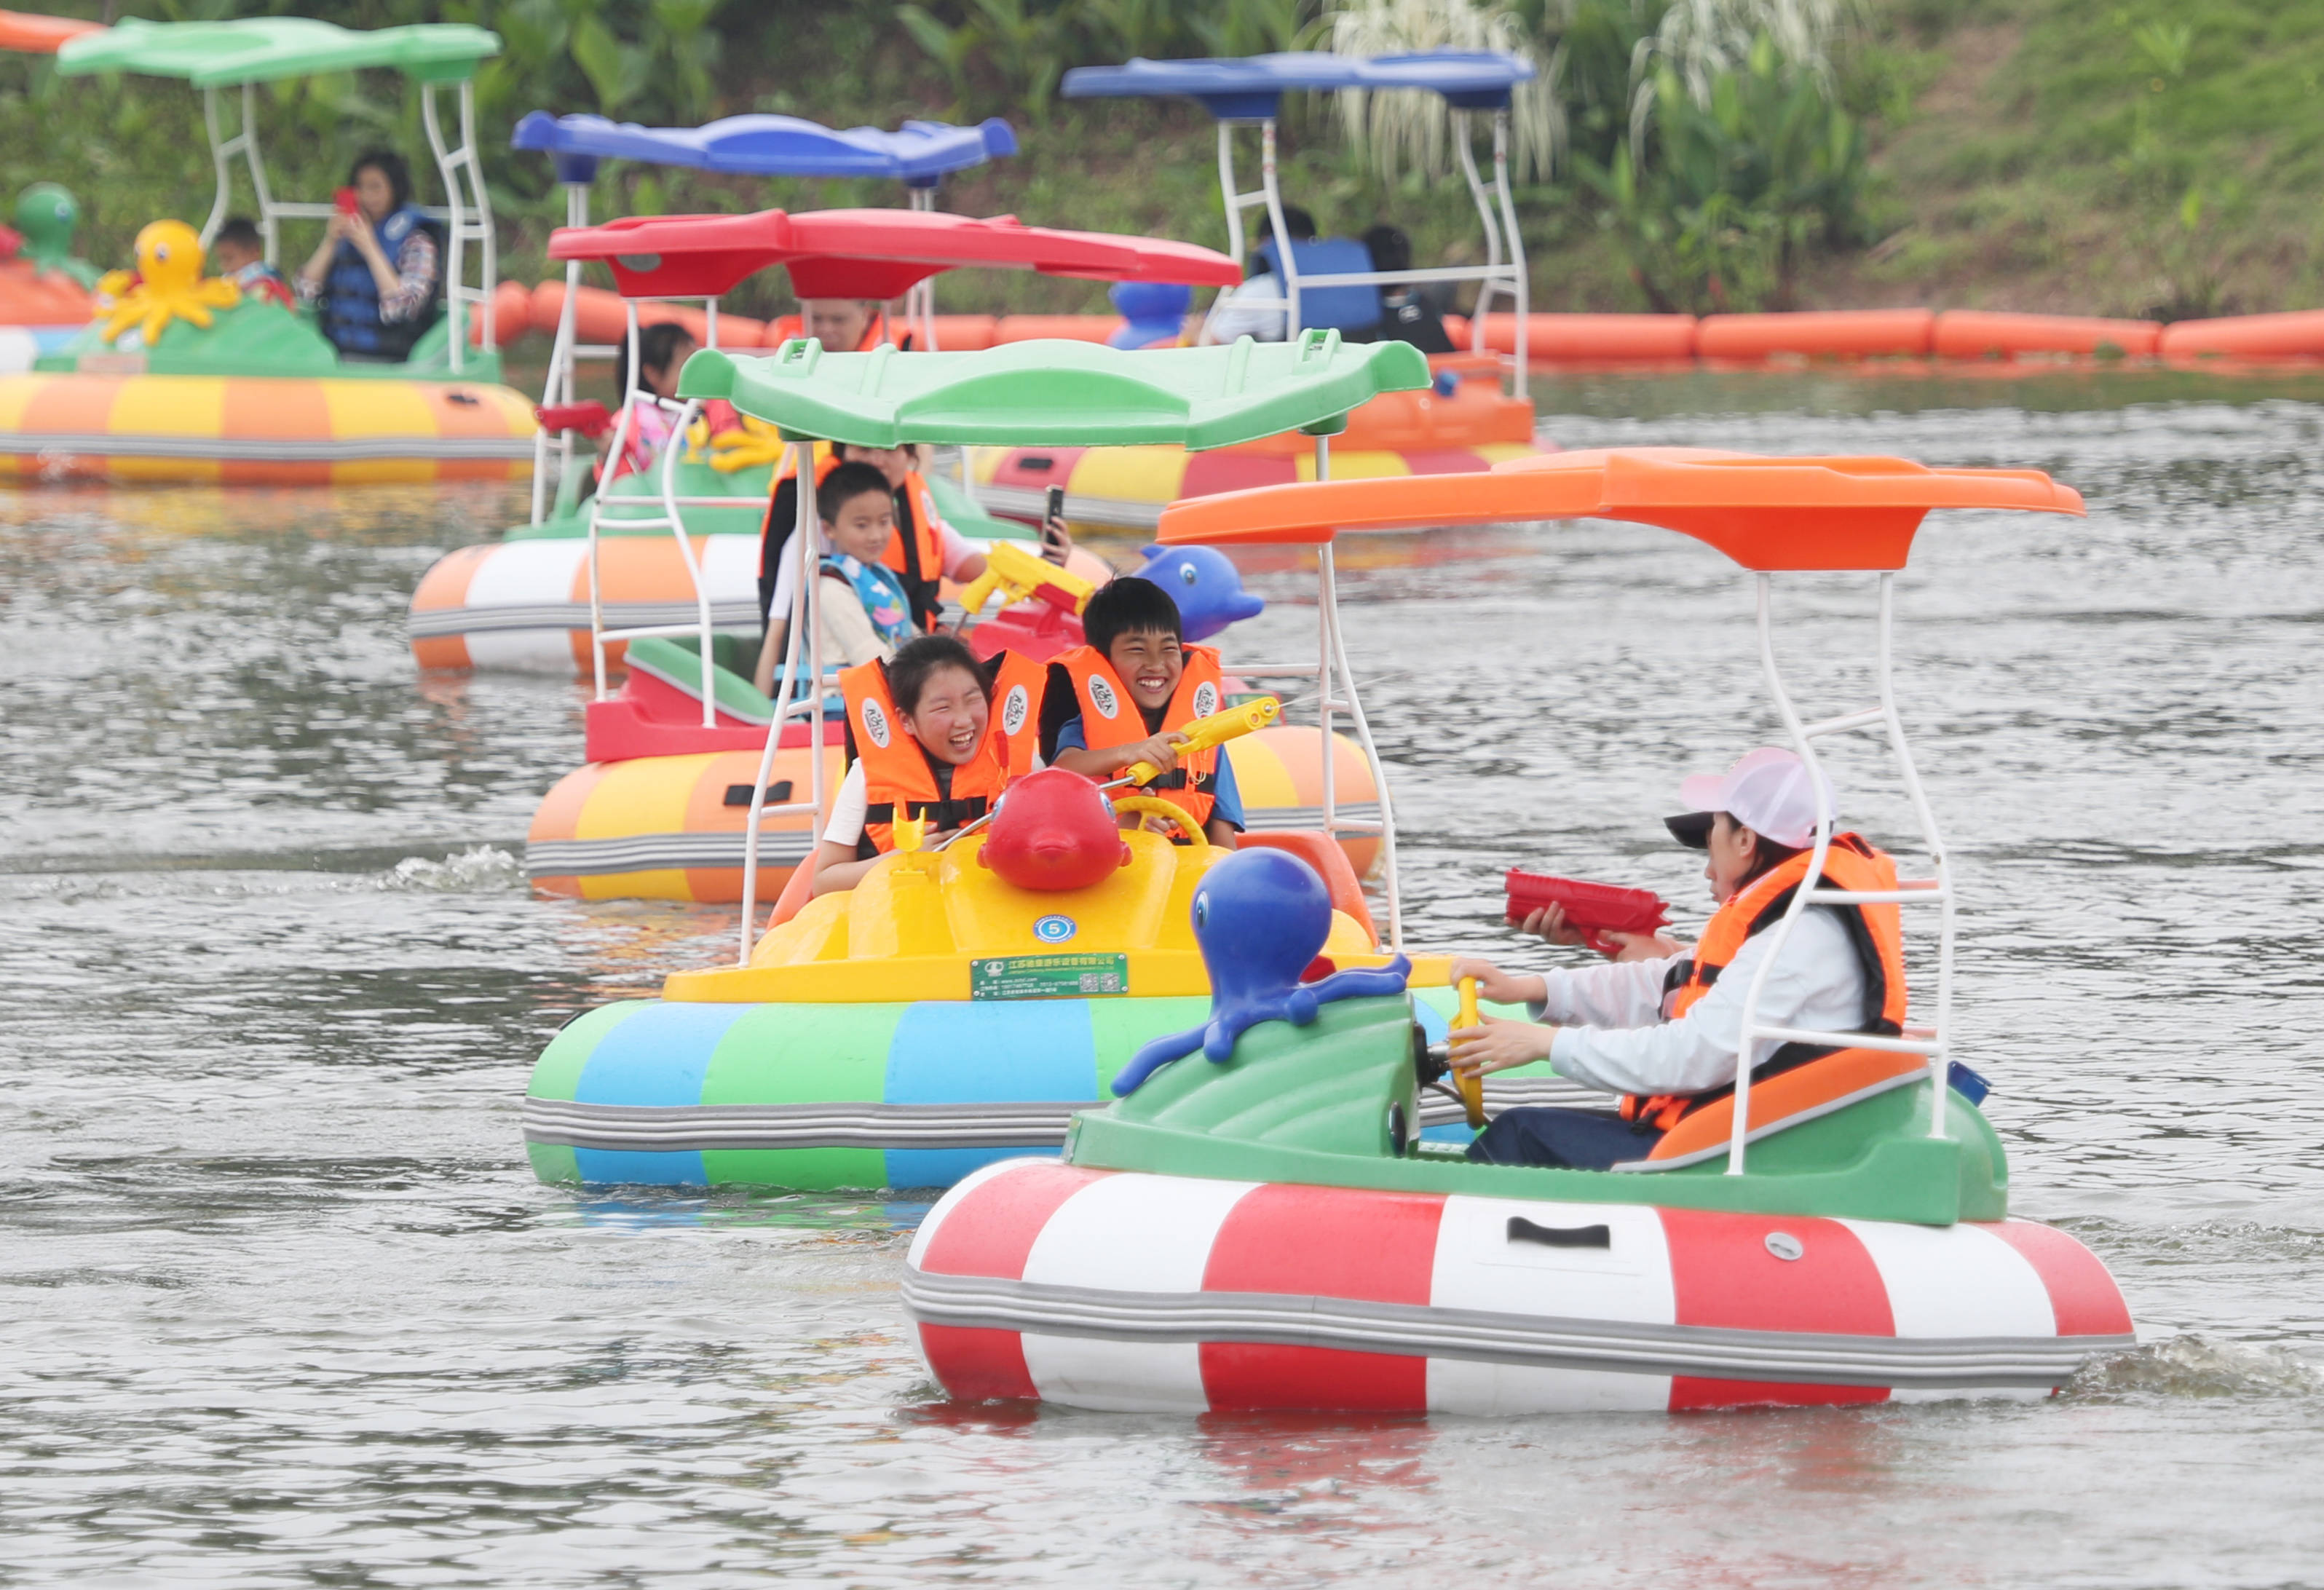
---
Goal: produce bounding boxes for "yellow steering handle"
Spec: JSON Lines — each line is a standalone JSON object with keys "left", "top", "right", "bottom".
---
{"left": 1110, "top": 795, "right": 1205, "bottom": 846}
{"left": 1454, "top": 976, "right": 1486, "bottom": 1130}
{"left": 1120, "top": 697, "right": 1280, "bottom": 786}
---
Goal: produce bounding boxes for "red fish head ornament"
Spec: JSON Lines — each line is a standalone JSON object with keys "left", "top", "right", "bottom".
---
{"left": 976, "top": 767, "right": 1132, "bottom": 891}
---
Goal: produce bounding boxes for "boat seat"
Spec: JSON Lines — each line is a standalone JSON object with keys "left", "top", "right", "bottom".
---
{"left": 1621, "top": 1046, "right": 1934, "bottom": 1171}
{"left": 1233, "top": 830, "right": 1377, "bottom": 947}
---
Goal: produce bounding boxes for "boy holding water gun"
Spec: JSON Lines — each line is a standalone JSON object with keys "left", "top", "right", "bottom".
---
{"left": 1445, "top": 748, "right": 1903, "bottom": 1171}
{"left": 1041, "top": 577, "right": 1246, "bottom": 849}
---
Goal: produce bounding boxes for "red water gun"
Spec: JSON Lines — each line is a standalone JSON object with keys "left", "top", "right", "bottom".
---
{"left": 1503, "top": 871, "right": 1672, "bottom": 957}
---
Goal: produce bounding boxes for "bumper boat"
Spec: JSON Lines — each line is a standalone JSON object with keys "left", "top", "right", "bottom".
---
{"left": 523, "top": 336, "right": 1461, "bottom": 1187}
{"left": 0, "top": 15, "right": 106, "bottom": 371}
{"left": 970, "top": 50, "right": 1549, "bottom": 529}
{"left": 904, "top": 446, "right": 2131, "bottom": 1415}
{"left": 1, "top": 20, "right": 534, "bottom": 483}
{"left": 408, "top": 190, "right": 1238, "bottom": 673}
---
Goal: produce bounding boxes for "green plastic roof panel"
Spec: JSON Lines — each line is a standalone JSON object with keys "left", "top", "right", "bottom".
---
{"left": 678, "top": 333, "right": 1431, "bottom": 450}
{"left": 58, "top": 18, "right": 499, "bottom": 87}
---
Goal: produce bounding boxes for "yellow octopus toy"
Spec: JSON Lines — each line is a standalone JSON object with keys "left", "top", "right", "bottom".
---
{"left": 95, "top": 220, "right": 242, "bottom": 347}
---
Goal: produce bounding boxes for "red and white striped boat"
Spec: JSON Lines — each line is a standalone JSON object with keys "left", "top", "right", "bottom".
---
{"left": 906, "top": 1160, "right": 2134, "bottom": 1414}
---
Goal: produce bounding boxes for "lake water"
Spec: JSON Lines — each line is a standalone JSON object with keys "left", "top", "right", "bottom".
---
{"left": 4, "top": 373, "right": 2320, "bottom": 1587}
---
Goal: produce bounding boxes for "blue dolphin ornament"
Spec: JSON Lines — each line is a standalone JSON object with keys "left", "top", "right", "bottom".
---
{"left": 1112, "top": 848, "right": 1410, "bottom": 1096}
{"left": 1129, "top": 542, "right": 1265, "bottom": 643}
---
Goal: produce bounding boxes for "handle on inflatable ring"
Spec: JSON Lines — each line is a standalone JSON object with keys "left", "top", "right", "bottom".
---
{"left": 1110, "top": 795, "right": 1204, "bottom": 847}
{"left": 1455, "top": 976, "right": 1487, "bottom": 1131}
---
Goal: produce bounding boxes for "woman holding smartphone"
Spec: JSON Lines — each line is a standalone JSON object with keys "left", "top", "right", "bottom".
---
{"left": 295, "top": 150, "right": 441, "bottom": 362}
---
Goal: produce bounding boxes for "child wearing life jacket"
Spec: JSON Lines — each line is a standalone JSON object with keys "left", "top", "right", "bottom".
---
{"left": 1446, "top": 748, "right": 1908, "bottom": 1171}
{"left": 598, "top": 322, "right": 743, "bottom": 486}
{"left": 810, "top": 634, "right": 1043, "bottom": 896}
{"left": 754, "top": 440, "right": 1073, "bottom": 695}
{"left": 1040, "top": 576, "right": 1246, "bottom": 850}
{"left": 208, "top": 218, "right": 293, "bottom": 308}
{"left": 806, "top": 461, "right": 919, "bottom": 673}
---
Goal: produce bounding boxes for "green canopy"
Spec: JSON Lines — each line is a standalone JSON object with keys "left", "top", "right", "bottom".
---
{"left": 677, "top": 333, "right": 1432, "bottom": 448}
{"left": 58, "top": 18, "right": 499, "bottom": 87}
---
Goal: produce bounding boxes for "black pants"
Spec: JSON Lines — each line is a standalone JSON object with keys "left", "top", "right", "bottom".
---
{"left": 1465, "top": 1107, "right": 1662, "bottom": 1171}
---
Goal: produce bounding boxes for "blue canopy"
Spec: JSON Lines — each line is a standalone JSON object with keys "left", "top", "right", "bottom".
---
{"left": 511, "top": 111, "right": 1018, "bottom": 188}
{"left": 1062, "top": 50, "right": 1533, "bottom": 120}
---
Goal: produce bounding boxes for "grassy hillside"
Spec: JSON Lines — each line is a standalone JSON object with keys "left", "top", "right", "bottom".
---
{"left": 4, "top": 0, "right": 2321, "bottom": 321}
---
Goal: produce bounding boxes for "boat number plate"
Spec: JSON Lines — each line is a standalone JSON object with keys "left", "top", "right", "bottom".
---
{"left": 971, "top": 952, "right": 1129, "bottom": 1000}
{"left": 1764, "top": 1231, "right": 1805, "bottom": 1262}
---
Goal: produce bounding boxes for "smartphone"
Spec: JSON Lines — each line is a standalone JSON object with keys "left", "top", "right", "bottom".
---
{"left": 1042, "top": 485, "right": 1067, "bottom": 551}
{"left": 333, "top": 186, "right": 361, "bottom": 218}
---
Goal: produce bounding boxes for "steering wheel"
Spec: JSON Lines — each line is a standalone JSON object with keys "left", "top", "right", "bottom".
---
{"left": 1111, "top": 795, "right": 1206, "bottom": 847}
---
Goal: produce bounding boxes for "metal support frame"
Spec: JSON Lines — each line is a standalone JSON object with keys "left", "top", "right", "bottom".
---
{"left": 196, "top": 77, "right": 499, "bottom": 370}
{"left": 903, "top": 186, "right": 941, "bottom": 351}
{"left": 531, "top": 181, "right": 593, "bottom": 524}
{"left": 1234, "top": 435, "right": 1406, "bottom": 949}
{"left": 200, "top": 84, "right": 276, "bottom": 259}
{"left": 1728, "top": 571, "right": 1953, "bottom": 1175}
{"left": 1209, "top": 106, "right": 1528, "bottom": 398}
{"left": 419, "top": 79, "right": 497, "bottom": 369}
{"left": 737, "top": 439, "right": 832, "bottom": 962}
{"left": 585, "top": 296, "right": 765, "bottom": 724}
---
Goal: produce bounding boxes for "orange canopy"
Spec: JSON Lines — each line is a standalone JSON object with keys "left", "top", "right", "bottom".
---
{"left": 0, "top": 9, "right": 103, "bottom": 53}
{"left": 1155, "top": 448, "right": 2085, "bottom": 572}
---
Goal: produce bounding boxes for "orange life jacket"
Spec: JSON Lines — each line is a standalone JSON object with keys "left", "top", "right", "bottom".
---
{"left": 762, "top": 448, "right": 947, "bottom": 633}
{"left": 1053, "top": 642, "right": 1225, "bottom": 826}
{"left": 838, "top": 649, "right": 1044, "bottom": 855}
{"left": 1621, "top": 834, "right": 1909, "bottom": 1134}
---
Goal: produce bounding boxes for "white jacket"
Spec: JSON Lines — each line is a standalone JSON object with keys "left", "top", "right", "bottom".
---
{"left": 1528, "top": 907, "right": 1867, "bottom": 1098}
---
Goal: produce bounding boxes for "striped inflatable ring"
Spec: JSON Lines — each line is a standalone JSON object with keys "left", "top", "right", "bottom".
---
{"left": 905, "top": 1158, "right": 2136, "bottom": 1414}
{"left": 522, "top": 723, "right": 1382, "bottom": 904}
{"left": 522, "top": 988, "right": 1575, "bottom": 1191}
{"left": 411, "top": 531, "right": 1119, "bottom": 675}
{"left": 0, "top": 373, "right": 537, "bottom": 484}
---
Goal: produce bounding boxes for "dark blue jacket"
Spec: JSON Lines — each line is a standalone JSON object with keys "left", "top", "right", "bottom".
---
{"left": 321, "top": 205, "right": 440, "bottom": 360}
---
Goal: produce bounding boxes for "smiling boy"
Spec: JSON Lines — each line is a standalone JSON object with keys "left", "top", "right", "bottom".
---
{"left": 1040, "top": 577, "right": 1244, "bottom": 849}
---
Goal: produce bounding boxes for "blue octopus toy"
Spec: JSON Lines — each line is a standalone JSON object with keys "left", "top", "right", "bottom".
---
{"left": 1112, "top": 848, "right": 1411, "bottom": 1096}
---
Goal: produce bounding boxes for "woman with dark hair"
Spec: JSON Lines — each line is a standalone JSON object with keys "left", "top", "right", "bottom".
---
{"left": 294, "top": 149, "right": 442, "bottom": 360}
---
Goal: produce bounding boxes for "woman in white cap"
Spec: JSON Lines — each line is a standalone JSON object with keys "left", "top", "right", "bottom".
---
{"left": 1447, "top": 747, "right": 1908, "bottom": 1170}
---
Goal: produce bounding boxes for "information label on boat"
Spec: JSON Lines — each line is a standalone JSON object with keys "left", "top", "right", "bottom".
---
{"left": 970, "top": 953, "right": 1129, "bottom": 1000}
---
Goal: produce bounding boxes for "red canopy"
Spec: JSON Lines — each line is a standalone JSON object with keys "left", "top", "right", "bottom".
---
{"left": 1155, "top": 448, "right": 2087, "bottom": 573}
{"left": 547, "top": 207, "right": 1243, "bottom": 300}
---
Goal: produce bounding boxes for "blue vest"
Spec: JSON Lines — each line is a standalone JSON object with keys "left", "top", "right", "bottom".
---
{"left": 821, "top": 554, "right": 915, "bottom": 649}
{"left": 322, "top": 205, "right": 439, "bottom": 360}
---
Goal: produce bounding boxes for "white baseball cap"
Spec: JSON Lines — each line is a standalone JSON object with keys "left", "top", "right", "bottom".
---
{"left": 1664, "top": 747, "right": 1836, "bottom": 850}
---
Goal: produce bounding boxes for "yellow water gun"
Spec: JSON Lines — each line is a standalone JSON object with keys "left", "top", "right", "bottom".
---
{"left": 689, "top": 414, "right": 788, "bottom": 473}
{"left": 957, "top": 538, "right": 1094, "bottom": 619}
{"left": 1118, "top": 696, "right": 1280, "bottom": 786}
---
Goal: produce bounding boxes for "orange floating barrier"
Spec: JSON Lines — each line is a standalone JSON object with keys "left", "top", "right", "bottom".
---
{"left": 1697, "top": 308, "right": 1934, "bottom": 360}
{"left": 1934, "top": 311, "right": 2160, "bottom": 360}
{"left": 992, "top": 314, "right": 1121, "bottom": 344}
{"left": 1478, "top": 312, "right": 1698, "bottom": 363}
{"left": 2157, "top": 309, "right": 2324, "bottom": 360}
{"left": 927, "top": 313, "right": 999, "bottom": 350}
{"left": 526, "top": 280, "right": 765, "bottom": 349}
{"left": 468, "top": 279, "right": 534, "bottom": 345}
{"left": 0, "top": 9, "right": 103, "bottom": 52}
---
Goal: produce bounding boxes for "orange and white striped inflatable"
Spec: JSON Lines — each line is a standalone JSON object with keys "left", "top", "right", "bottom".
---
{"left": 0, "top": 372, "right": 537, "bottom": 483}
